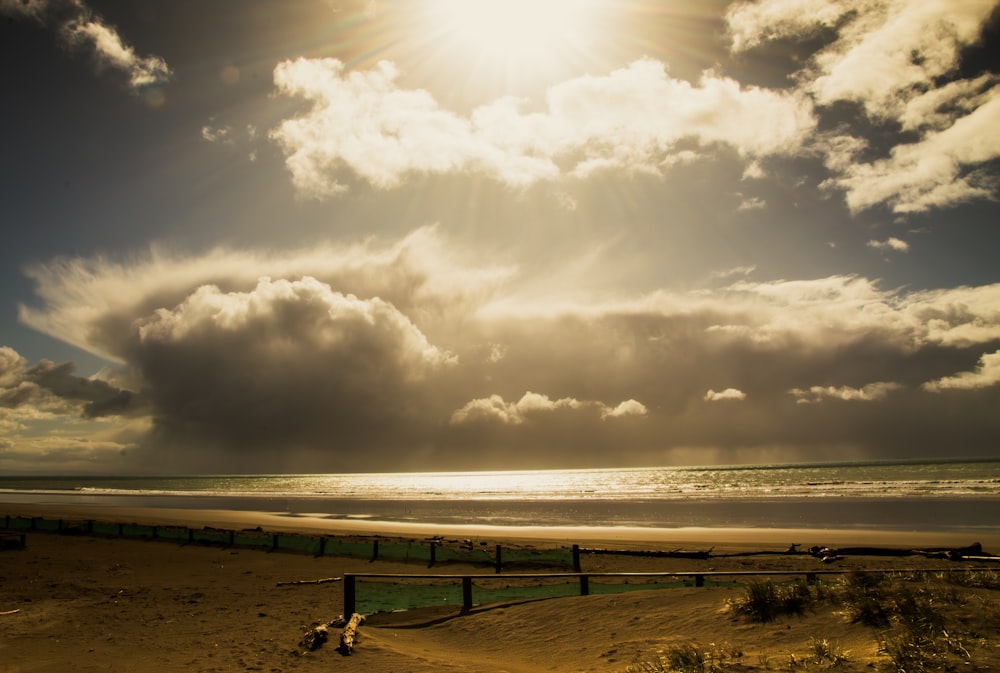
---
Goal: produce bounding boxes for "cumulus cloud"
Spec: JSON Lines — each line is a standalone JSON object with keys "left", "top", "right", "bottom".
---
{"left": 726, "top": 0, "right": 1000, "bottom": 214}
{"left": 704, "top": 388, "right": 747, "bottom": 402}
{"left": 270, "top": 57, "right": 815, "bottom": 195}
{"left": 824, "top": 87, "right": 1000, "bottom": 213}
{"left": 789, "top": 382, "right": 903, "bottom": 404}
{"left": 0, "top": 345, "right": 137, "bottom": 418}
{"left": 923, "top": 350, "right": 1000, "bottom": 391}
{"left": 727, "top": 0, "right": 847, "bottom": 52}
{"left": 14, "top": 228, "right": 1000, "bottom": 469}
{"left": 1, "top": 0, "right": 171, "bottom": 92}
{"left": 450, "top": 392, "right": 647, "bottom": 425}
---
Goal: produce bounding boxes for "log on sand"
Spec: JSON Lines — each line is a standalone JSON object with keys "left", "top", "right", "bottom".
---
{"left": 298, "top": 612, "right": 366, "bottom": 655}
{"left": 338, "top": 612, "right": 365, "bottom": 655}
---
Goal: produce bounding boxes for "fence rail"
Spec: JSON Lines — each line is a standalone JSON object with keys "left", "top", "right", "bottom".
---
{"left": 342, "top": 567, "right": 996, "bottom": 616}
{"left": 0, "top": 514, "right": 577, "bottom": 571}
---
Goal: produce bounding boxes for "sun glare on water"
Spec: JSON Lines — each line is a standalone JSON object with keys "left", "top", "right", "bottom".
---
{"left": 423, "top": 0, "right": 601, "bottom": 83}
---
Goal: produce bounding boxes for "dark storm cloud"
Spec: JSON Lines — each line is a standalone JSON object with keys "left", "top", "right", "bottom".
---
{"left": 0, "top": 345, "right": 139, "bottom": 417}
{"left": 13, "top": 231, "right": 1000, "bottom": 472}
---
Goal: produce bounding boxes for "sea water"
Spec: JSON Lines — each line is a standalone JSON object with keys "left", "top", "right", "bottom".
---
{"left": 1, "top": 459, "right": 998, "bottom": 533}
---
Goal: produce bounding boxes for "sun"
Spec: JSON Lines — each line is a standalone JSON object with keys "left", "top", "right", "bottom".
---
{"left": 421, "top": 0, "right": 602, "bottom": 86}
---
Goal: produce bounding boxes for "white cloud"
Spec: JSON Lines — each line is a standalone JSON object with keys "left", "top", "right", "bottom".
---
{"left": 741, "top": 161, "right": 766, "bottom": 180}
{"left": 738, "top": 196, "right": 767, "bottom": 211}
{"left": 727, "top": 0, "right": 1000, "bottom": 215}
{"left": 789, "top": 382, "right": 903, "bottom": 403}
{"left": 18, "top": 226, "right": 511, "bottom": 362}
{"left": 867, "top": 237, "right": 909, "bottom": 253}
{"left": 63, "top": 18, "right": 170, "bottom": 90}
{"left": 450, "top": 391, "right": 646, "bottom": 425}
{"left": 824, "top": 87, "right": 1000, "bottom": 213}
{"left": 755, "top": 0, "right": 997, "bottom": 119}
{"left": 704, "top": 388, "right": 747, "bottom": 402}
{"left": 602, "top": 399, "right": 648, "bottom": 419}
{"left": 922, "top": 350, "right": 1000, "bottom": 391}
{"left": 270, "top": 57, "right": 815, "bottom": 195}
{"left": 727, "top": 0, "right": 848, "bottom": 52}
{"left": 1, "top": 0, "right": 171, "bottom": 92}
{"left": 201, "top": 125, "right": 233, "bottom": 144}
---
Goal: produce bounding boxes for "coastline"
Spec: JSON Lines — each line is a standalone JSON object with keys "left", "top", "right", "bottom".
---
{"left": 5, "top": 501, "right": 999, "bottom": 551}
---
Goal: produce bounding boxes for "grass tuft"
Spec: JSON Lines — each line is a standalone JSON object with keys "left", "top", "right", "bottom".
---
{"left": 732, "top": 580, "right": 813, "bottom": 623}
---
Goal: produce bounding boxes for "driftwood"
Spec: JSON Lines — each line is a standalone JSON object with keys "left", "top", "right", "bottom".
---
{"left": 277, "top": 576, "right": 342, "bottom": 587}
{"left": 810, "top": 542, "right": 989, "bottom": 561}
{"left": 0, "top": 609, "right": 21, "bottom": 616}
{"left": 338, "top": 612, "right": 365, "bottom": 655}
{"left": 582, "top": 548, "right": 712, "bottom": 560}
{"left": 299, "top": 622, "right": 330, "bottom": 651}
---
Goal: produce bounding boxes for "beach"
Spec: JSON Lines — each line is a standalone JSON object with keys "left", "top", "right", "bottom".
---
{"left": 3, "top": 502, "right": 1000, "bottom": 673}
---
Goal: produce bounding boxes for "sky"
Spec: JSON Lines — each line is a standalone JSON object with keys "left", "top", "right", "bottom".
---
{"left": 1, "top": 0, "right": 1000, "bottom": 474}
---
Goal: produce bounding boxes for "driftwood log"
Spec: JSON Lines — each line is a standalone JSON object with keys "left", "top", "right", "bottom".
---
{"left": 277, "top": 576, "right": 342, "bottom": 587}
{"left": 338, "top": 612, "right": 365, "bottom": 655}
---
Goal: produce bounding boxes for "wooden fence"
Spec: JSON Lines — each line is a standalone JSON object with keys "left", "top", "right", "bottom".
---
{"left": 341, "top": 567, "right": 995, "bottom": 616}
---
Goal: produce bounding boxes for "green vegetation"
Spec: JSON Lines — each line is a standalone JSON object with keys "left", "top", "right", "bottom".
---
{"left": 626, "top": 642, "right": 744, "bottom": 673}
{"left": 627, "top": 570, "right": 1000, "bottom": 672}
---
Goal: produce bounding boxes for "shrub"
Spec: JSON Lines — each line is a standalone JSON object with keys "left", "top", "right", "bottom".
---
{"left": 732, "top": 580, "right": 812, "bottom": 623}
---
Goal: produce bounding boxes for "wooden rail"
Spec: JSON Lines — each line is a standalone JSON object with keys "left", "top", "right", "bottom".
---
{"left": 342, "top": 567, "right": 991, "bottom": 615}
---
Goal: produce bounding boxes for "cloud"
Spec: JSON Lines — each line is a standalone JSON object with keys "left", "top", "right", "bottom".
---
{"left": 0, "top": 345, "right": 136, "bottom": 418}
{"left": 704, "top": 388, "right": 747, "bottom": 402}
{"left": 270, "top": 57, "right": 815, "bottom": 195}
{"left": 1, "top": 0, "right": 170, "bottom": 92}
{"left": 823, "top": 87, "right": 1000, "bottom": 213}
{"left": 789, "top": 382, "right": 903, "bottom": 404}
{"left": 923, "top": 350, "right": 1000, "bottom": 391}
{"left": 726, "top": 0, "right": 1000, "bottom": 214}
{"left": 727, "top": 0, "right": 847, "bottom": 52}
{"left": 450, "top": 392, "right": 647, "bottom": 425}
{"left": 867, "top": 237, "right": 909, "bottom": 253}
{"left": 15, "top": 229, "right": 1000, "bottom": 470}
{"left": 730, "top": 0, "right": 995, "bottom": 116}
{"left": 737, "top": 196, "right": 767, "bottom": 211}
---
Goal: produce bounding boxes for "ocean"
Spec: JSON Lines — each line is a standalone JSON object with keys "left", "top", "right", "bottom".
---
{"left": 1, "top": 459, "right": 998, "bottom": 533}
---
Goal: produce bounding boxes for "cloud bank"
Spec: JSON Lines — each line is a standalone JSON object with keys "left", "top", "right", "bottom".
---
{"left": 7, "top": 228, "right": 1000, "bottom": 472}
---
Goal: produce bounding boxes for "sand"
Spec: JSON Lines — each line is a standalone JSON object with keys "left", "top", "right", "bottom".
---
{"left": 2, "top": 503, "right": 999, "bottom": 672}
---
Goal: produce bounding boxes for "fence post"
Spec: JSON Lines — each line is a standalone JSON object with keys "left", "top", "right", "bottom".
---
{"left": 579, "top": 575, "right": 590, "bottom": 596}
{"left": 806, "top": 573, "right": 817, "bottom": 585}
{"left": 462, "top": 576, "right": 473, "bottom": 612}
{"left": 495, "top": 544, "right": 502, "bottom": 574}
{"left": 372, "top": 539, "right": 379, "bottom": 561}
{"left": 572, "top": 544, "right": 581, "bottom": 572}
{"left": 429, "top": 541, "right": 437, "bottom": 567}
{"left": 344, "top": 575, "right": 356, "bottom": 616}
{"left": 695, "top": 574, "right": 704, "bottom": 588}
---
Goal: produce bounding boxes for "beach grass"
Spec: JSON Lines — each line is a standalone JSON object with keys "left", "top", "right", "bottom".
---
{"left": 623, "top": 570, "right": 1000, "bottom": 672}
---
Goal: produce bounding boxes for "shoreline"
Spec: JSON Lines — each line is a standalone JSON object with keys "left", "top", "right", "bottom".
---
{"left": 4, "top": 501, "right": 998, "bottom": 552}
